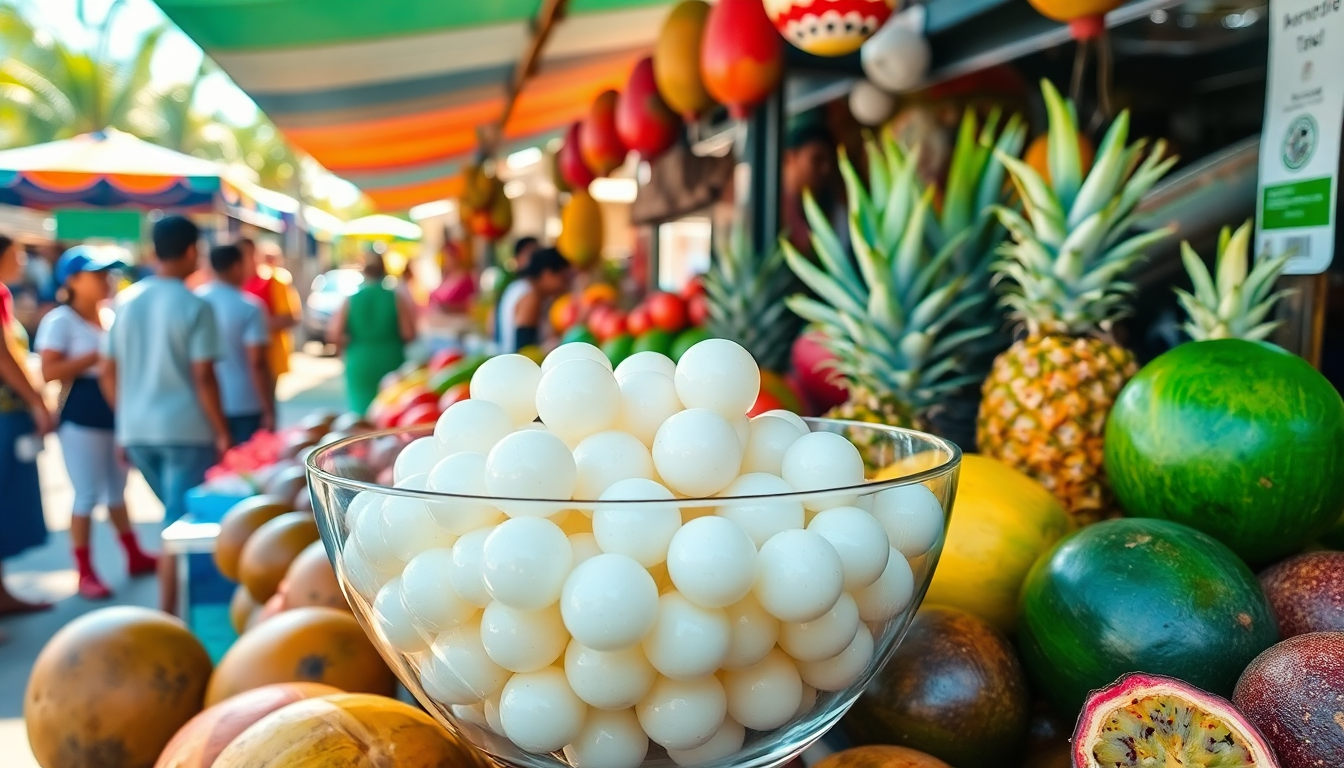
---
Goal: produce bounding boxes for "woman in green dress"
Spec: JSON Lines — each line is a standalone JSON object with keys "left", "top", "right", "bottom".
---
{"left": 328, "top": 253, "right": 416, "bottom": 414}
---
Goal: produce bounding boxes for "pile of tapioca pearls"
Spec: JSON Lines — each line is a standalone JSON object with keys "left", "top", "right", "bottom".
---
{"left": 339, "top": 339, "right": 944, "bottom": 768}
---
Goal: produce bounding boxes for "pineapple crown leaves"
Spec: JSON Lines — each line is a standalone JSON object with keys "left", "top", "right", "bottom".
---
{"left": 783, "top": 139, "right": 996, "bottom": 412}
{"left": 1174, "top": 220, "right": 1294, "bottom": 342}
{"left": 991, "top": 79, "right": 1180, "bottom": 337}
{"left": 702, "top": 226, "right": 802, "bottom": 372}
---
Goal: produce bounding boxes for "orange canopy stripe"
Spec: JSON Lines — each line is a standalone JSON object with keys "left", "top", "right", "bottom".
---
{"left": 363, "top": 176, "right": 465, "bottom": 211}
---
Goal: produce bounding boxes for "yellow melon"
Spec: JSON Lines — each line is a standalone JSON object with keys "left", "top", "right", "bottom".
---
{"left": 215, "top": 495, "right": 294, "bottom": 582}
{"left": 557, "top": 190, "right": 604, "bottom": 268}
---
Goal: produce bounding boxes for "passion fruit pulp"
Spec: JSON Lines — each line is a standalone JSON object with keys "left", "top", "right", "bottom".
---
{"left": 1073, "top": 673, "right": 1279, "bottom": 768}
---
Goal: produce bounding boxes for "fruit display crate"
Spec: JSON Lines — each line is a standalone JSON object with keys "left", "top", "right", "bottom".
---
{"left": 161, "top": 487, "right": 251, "bottom": 662}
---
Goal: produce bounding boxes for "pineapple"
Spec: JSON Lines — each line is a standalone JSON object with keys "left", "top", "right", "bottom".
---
{"left": 1176, "top": 220, "right": 1291, "bottom": 342}
{"left": 782, "top": 112, "right": 1018, "bottom": 433}
{"left": 703, "top": 227, "right": 802, "bottom": 373}
{"left": 976, "top": 80, "right": 1178, "bottom": 521}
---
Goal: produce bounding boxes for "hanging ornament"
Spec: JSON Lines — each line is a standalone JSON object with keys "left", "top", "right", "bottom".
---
{"left": 616, "top": 58, "right": 682, "bottom": 160}
{"left": 848, "top": 80, "right": 898, "bottom": 126}
{"left": 764, "top": 0, "right": 898, "bottom": 57}
{"left": 558, "top": 121, "right": 597, "bottom": 191}
{"left": 579, "top": 90, "right": 629, "bottom": 177}
{"left": 470, "top": 180, "right": 513, "bottom": 241}
{"left": 1026, "top": 0, "right": 1123, "bottom": 120}
{"left": 654, "top": 0, "right": 717, "bottom": 120}
{"left": 700, "top": 0, "right": 784, "bottom": 120}
{"left": 1026, "top": 0, "right": 1122, "bottom": 40}
{"left": 860, "top": 9, "right": 930, "bottom": 93}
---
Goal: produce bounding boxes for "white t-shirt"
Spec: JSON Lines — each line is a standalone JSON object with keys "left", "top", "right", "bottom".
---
{"left": 196, "top": 282, "right": 269, "bottom": 417}
{"left": 34, "top": 305, "right": 106, "bottom": 378}
{"left": 497, "top": 279, "right": 533, "bottom": 354}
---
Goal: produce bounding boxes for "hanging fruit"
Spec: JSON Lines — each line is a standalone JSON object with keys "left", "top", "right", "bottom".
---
{"left": 1027, "top": 0, "right": 1122, "bottom": 39}
{"left": 616, "top": 57, "right": 682, "bottom": 160}
{"left": 470, "top": 181, "right": 512, "bottom": 241}
{"left": 557, "top": 190, "right": 604, "bottom": 269}
{"left": 700, "top": 0, "right": 784, "bottom": 119}
{"left": 764, "top": 0, "right": 898, "bottom": 57}
{"left": 547, "top": 144, "right": 571, "bottom": 195}
{"left": 654, "top": 0, "right": 716, "bottom": 120}
{"left": 579, "top": 90, "right": 629, "bottom": 177}
{"left": 460, "top": 164, "right": 494, "bottom": 210}
{"left": 558, "top": 121, "right": 596, "bottom": 192}
{"left": 848, "top": 80, "right": 898, "bottom": 126}
{"left": 860, "top": 10, "right": 930, "bottom": 93}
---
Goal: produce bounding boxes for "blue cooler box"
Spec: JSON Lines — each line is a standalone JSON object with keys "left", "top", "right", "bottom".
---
{"left": 163, "top": 487, "right": 253, "bottom": 661}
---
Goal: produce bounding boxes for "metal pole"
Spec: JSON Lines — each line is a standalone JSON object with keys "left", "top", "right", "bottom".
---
{"left": 743, "top": 87, "right": 785, "bottom": 255}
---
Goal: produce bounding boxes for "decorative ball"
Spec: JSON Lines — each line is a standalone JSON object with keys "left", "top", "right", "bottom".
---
{"left": 572, "top": 430, "right": 654, "bottom": 500}
{"left": 448, "top": 527, "right": 494, "bottom": 607}
{"left": 765, "top": 0, "right": 898, "bottom": 57}
{"left": 544, "top": 341, "right": 613, "bottom": 373}
{"left": 563, "top": 707, "right": 650, "bottom": 768}
{"left": 594, "top": 478, "right": 682, "bottom": 567}
{"left": 666, "top": 718, "right": 746, "bottom": 766}
{"left": 617, "top": 371, "right": 684, "bottom": 448}
{"left": 421, "top": 618, "right": 510, "bottom": 705}
{"left": 480, "top": 517, "right": 573, "bottom": 610}
{"left": 852, "top": 546, "right": 914, "bottom": 622}
{"left": 642, "top": 592, "right": 732, "bottom": 678}
{"left": 392, "top": 438, "right": 439, "bottom": 484}
{"left": 674, "top": 339, "right": 760, "bottom": 419}
{"left": 807, "top": 505, "right": 891, "bottom": 589}
{"left": 565, "top": 641, "right": 658, "bottom": 710}
{"left": 536, "top": 358, "right": 622, "bottom": 445}
{"left": 666, "top": 516, "right": 758, "bottom": 608}
{"left": 742, "top": 414, "right": 807, "bottom": 475}
{"left": 860, "top": 13, "right": 930, "bottom": 93}
{"left": 434, "top": 399, "right": 513, "bottom": 457}
{"left": 636, "top": 675, "right": 727, "bottom": 750}
{"left": 722, "top": 594, "right": 781, "bottom": 670}
{"left": 797, "top": 622, "right": 874, "bottom": 691}
{"left": 560, "top": 553, "right": 660, "bottom": 651}
{"left": 849, "top": 79, "right": 899, "bottom": 126}
{"left": 425, "top": 452, "right": 503, "bottom": 534}
{"left": 778, "top": 592, "right": 861, "bottom": 662}
{"left": 755, "top": 529, "right": 845, "bottom": 623}
{"left": 471, "top": 353, "right": 543, "bottom": 425}
{"left": 870, "top": 483, "right": 944, "bottom": 557}
{"left": 652, "top": 409, "right": 743, "bottom": 497}
{"left": 781, "top": 431, "right": 865, "bottom": 511}
{"left": 372, "top": 578, "right": 427, "bottom": 654}
{"left": 479, "top": 602, "right": 568, "bottom": 673}
{"left": 499, "top": 667, "right": 588, "bottom": 753}
{"left": 715, "top": 473, "right": 805, "bottom": 548}
{"left": 401, "top": 548, "right": 477, "bottom": 633}
{"left": 722, "top": 648, "right": 804, "bottom": 730}
{"left": 614, "top": 351, "right": 676, "bottom": 381}
{"left": 485, "top": 430, "right": 577, "bottom": 517}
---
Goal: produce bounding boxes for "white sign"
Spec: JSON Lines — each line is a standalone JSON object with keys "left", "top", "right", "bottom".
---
{"left": 1257, "top": 0, "right": 1344, "bottom": 274}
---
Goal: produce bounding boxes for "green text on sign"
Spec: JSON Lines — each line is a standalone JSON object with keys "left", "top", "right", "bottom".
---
{"left": 1261, "top": 177, "right": 1334, "bottom": 230}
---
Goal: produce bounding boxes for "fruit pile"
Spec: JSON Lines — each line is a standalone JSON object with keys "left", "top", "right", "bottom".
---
{"left": 333, "top": 338, "right": 951, "bottom": 768}
{"left": 23, "top": 606, "right": 463, "bottom": 768}
{"left": 554, "top": 281, "right": 711, "bottom": 368}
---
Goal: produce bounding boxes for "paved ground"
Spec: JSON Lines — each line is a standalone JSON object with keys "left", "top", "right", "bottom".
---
{"left": 0, "top": 351, "right": 346, "bottom": 767}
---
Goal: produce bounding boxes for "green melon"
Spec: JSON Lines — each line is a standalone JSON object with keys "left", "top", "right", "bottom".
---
{"left": 669, "top": 327, "right": 713, "bottom": 362}
{"left": 1105, "top": 339, "right": 1344, "bottom": 565}
{"left": 1018, "top": 517, "right": 1278, "bottom": 717}
{"left": 601, "top": 334, "right": 634, "bottom": 366}
{"left": 562, "top": 326, "right": 598, "bottom": 346}
{"left": 631, "top": 329, "right": 673, "bottom": 356}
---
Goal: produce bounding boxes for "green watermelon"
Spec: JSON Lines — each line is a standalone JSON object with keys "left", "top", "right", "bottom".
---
{"left": 1018, "top": 517, "right": 1278, "bottom": 718}
{"left": 601, "top": 334, "right": 634, "bottom": 366}
{"left": 1105, "top": 339, "right": 1344, "bottom": 565}
{"left": 562, "top": 326, "right": 598, "bottom": 346}
{"left": 631, "top": 329, "right": 673, "bottom": 357}
{"left": 669, "top": 327, "right": 713, "bottom": 362}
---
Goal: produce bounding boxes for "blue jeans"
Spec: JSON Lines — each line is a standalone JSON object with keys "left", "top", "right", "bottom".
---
{"left": 126, "top": 444, "right": 217, "bottom": 525}
{"left": 226, "top": 414, "right": 263, "bottom": 447}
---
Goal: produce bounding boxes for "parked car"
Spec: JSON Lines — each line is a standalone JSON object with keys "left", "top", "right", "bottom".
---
{"left": 303, "top": 268, "right": 364, "bottom": 343}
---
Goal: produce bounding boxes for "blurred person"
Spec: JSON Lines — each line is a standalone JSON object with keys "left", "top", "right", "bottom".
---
{"left": 35, "top": 246, "right": 157, "bottom": 600}
{"left": 327, "top": 252, "right": 416, "bottom": 414}
{"left": 497, "top": 247, "right": 572, "bottom": 354}
{"left": 781, "top": 114, "right": 837, "bottom": 257}
{"left": 491, "top": 236, "right": 540, "bottom": 346}
{"left": 429, "top": 239, "right": 476, "bottom": 315}
{"left": 241, "top": 239, "right": 300, "bottom": 386}
{"left": 0, "top": 233, "right": 57, "bottom": 618}
{"left": 103, "top": 215, "right": 229, "bottom": 529}
{"left": 197, "top": 244, "right": 274, "bottom": 446}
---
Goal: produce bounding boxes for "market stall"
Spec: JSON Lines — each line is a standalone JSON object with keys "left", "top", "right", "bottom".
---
{"left": 21, "top": 2, "right": 1344, "bottom": 768}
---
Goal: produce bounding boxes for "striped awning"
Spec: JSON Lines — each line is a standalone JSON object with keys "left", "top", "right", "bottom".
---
{"left": 154, "top": 1, "right": 675, "bottom": 210}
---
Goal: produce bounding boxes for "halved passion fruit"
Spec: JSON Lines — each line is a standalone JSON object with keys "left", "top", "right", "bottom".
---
{"left": 1072, "top": 673, "right": 1278, "bottom": 768}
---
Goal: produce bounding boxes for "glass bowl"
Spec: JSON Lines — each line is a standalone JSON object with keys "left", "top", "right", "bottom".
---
{"left": 306, "top": 418, "right": 959, "bottom": 768}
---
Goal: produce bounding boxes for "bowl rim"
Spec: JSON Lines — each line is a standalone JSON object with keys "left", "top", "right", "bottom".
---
{"left": 305, "top": 416, "right": 961, "bottom": 509}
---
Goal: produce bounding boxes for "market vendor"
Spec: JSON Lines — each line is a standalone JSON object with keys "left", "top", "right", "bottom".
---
{"left": 496, "top": 247, "right": 571, "bottom": 354}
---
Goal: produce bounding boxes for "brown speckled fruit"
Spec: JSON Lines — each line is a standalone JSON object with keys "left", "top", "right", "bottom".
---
{"left": 238, "top": 512, "right": 318, "bottom": 603}
{"left": 842, "top": 607, "right": 1031, "bottom": 768}
{"left": 1258, "top": 552, "right": 1344, "bottom": 637}
{"left": 215, "top": 495, "right": 293, "bottom": 582}
{"left": 1234, "top": 632, "right": 1344, "bottom": 768}
{"left": 815, "top": 745, "right": 953, "bottom": 768}
{"left": 25, "top": 607, "right": 213, "bottom": 768}
{"left": 282, "top": 541, "right": 348, "bottom": 611}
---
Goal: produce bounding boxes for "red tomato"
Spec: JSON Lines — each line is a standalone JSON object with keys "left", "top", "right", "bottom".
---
{"left": 395, "top": 389, "right": 437, "bottom": 414}
{"left": 682, "top": 275, "right": 706, "bottom": 301}
{"left": 396, "top": 403, "right": 441, "bottom": 427}
{"left": 646, "top": 292, "right": 687, "bottom": 334}
{"left": 590, "top": 307, "right": 628, "bottom": 342}
{"left": 747, "top": 387, "right": 786, "bottom": 418}
{"left": 429, "top": 349, "right": 464, "bottom": 373}
{"left": 627, "top": 304, "right": 653, "bottom": 337}
{"left": 686, "top": 293, "right": 710, "bottom": 327}
{"left": 438, "top": 382, "right": 471, "bottom": 412}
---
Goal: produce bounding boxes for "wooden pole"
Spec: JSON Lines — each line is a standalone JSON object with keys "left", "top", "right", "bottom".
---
{"left": 481, "top": 0, "right": 571, "bottom": 157}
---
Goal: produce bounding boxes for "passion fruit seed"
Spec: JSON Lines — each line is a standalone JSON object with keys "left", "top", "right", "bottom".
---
{"left": 1092, "top": 694, "right": 1259, "bottom": 768}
